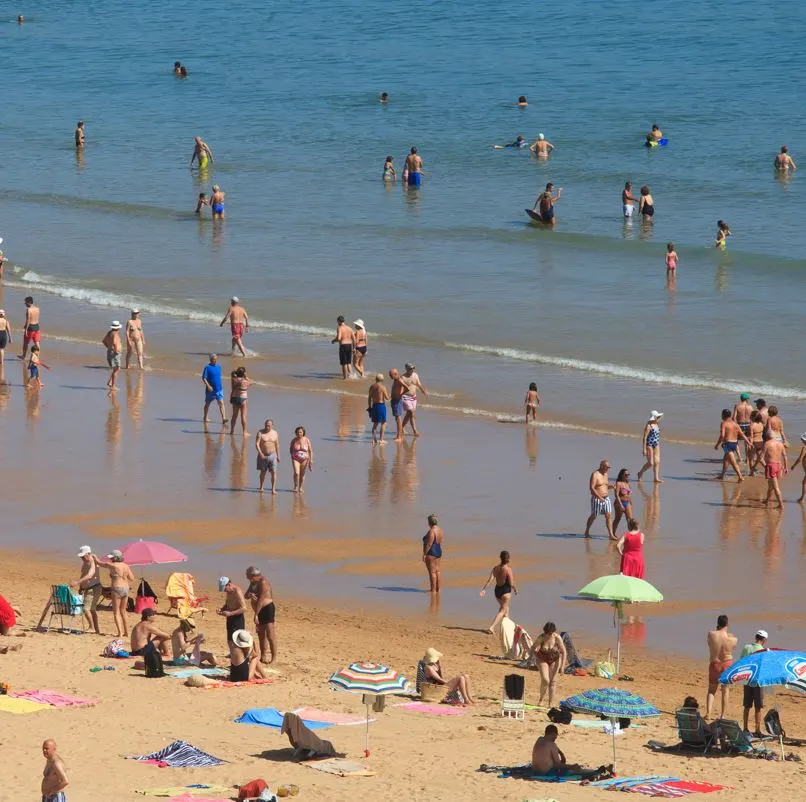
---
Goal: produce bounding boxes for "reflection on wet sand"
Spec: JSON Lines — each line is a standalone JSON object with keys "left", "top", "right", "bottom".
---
{"left": 203, "top": 427, "right": 225, "bottom": 482}
{"left": 367, "top": 447, "right": 387, "bottom": 505}
{"left": 525, "top": 426, "right": 538, "bottom": 467}
{"left": 390, "top": 439, "right": 418, "bottom": 504}
{"left": 229, "top": 437, "right": 248, "bottom": 491}
{"left": 105, "top": 392, "right": 122, "bottom": 459}
{"left": 637, "top": 483, "right": 660, "bottom": 536}
{"left": 337, "top": 392, "right": 367, "bottom": 439}
{"left": 126, "top": 370, "right": 144, "bottom": 430}
{"left": 25, "top": 384, "right": 41, "bottom": 421}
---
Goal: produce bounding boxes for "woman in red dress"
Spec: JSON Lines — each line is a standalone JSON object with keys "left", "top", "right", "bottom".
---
{"left": 617, "top": 519, "right": 645, "bottom": 578}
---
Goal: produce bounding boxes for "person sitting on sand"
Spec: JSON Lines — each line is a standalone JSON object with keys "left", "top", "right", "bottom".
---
{"left": 229, "top": 629, "right": 269, "bottom": 682}
{"left": 0, "top": 593, "right": 20, "bottom": 635}
{"left": 131, "top": 608, "right": 171, "bottom": 657}
{"left": 417, "top": 647, "right": 475, "bottom": 705}
{"left": 171, "top": 617, "right": 216, "bottom": 667}
{"left": 532, "top": 724, "right": 608, "bottom": 778}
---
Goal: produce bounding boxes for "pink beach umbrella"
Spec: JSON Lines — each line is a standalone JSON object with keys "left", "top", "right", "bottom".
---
{"left": 120, "top": 540, "right": 188, "bottom": 566}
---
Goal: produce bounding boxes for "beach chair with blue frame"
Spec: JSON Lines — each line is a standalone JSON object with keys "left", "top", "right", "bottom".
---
{"left": 674, "top": 707, "right": 717, "bottom": 753}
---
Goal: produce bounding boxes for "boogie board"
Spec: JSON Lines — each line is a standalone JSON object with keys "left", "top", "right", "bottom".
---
{"left": 525, "top": 208, "right": 545, "bottom": 223}
{"left": 644, "top": 138, "right": 668, "bottom": 148}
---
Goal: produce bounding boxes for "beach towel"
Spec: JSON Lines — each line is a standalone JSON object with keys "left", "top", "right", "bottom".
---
{"left": 235, "top": 708, "right": 332, "bottom": 730}
{"left": 10, "top": 690, "right": 97, "bottom": 708}
{"left": 237, "top": 779, "right": 268, "bottom": 800}
{"left": 282, "top": 712, "right": 338, "bottom": 758}
{"left": 591, "top": 776, "right": 728, "bottom": 796}
{"left": 169, "top": 668, "right": 229, "bottom": 680}
{"left": 393, "top": 701, "right": 467, "bottom": 715}
{"left": 499, "top": 616, "right": 516, "bottom": 655}
{"left": 562, "top": 631, "right": 593, "bottom": 671}
{"left": 479, "top": 764, "right": 585, "bottom": 782}
{"left": 168, "top": 796, "right": 231, "bottom": 802}
{"left": 191, "top": 677, "right": 274, "bottom": 689}
{"left": 130, "top": 741, "right": 226, "bottom": 768}
{"left": 0, "top": 696, "right": 51, "bottom": 714}
{"left": 507, "top": 624, "right": 533, "bottom": 660}
{"left": 136, "top": 786, "right": 232, "bottom": 798}
{"left": 293, "top": 707, "right": 372, "bottom": 726}
{"left": 303, "top": 758, "right": 375, "bottom": 777}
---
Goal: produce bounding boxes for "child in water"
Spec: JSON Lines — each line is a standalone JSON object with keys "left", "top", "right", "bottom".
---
{"left": 524, "top": 382, "right": 541, "bottom": 423}
{"left": 382, "top": 156, "right": 396, "bottom": 182}
{"left": 665, "top": 243, "right": 678, "bottom": 274}
{"left": 26, "top": 344, "right": 50, "bottom": 389}
{"left": 715, "top": 220, "right": 731, "bottom": 250}
{"left": 195, "top": 192, "right": 209, "bottom": 215}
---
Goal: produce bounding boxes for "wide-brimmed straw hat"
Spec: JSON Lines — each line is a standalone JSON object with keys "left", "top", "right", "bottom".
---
{"left": 110, "top": 321, "right": 122, "bottom": 330}
{"left": 649, "top": 410, "right": 664, "bottom": 422}
{"left": 354, "top": 319, "right": 365, "bottom": 328}
{"left": 232, "top": 629, "right": 253, "bottom": 649}
{"left": 423, "top": 647, "right": 442, "bottom": 665}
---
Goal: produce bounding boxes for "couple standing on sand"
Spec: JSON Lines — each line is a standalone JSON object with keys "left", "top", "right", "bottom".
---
{"left": 367, "top": 364, "right": 428, "bottom": 444}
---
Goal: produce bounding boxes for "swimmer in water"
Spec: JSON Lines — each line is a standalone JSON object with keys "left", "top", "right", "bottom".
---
{"left": 195, "top": 192, "right": 209, "bottom": 215}
{"left": 774, "top": 145, "right": 797, "bottom": 171}
{"left": 493, "top": 136, "right": 528, "bottom": 149}
{"left": 74, "top": 121, "right": 85, "bottom": 149}
{"left": 648, "top": 124, "right": 663, "bottom": 142}
{"left": 174, "top": 61, "right": 182, "bottom": 75}
{"left": 715, "top": 220, "right": 731, "bottom": 250}
{"left": 517, "top": 95, "right": 528, "bottom": 107}
{"left": 530, "top": 133, "right": 554, "bottom": 158}
{"left": 210, "top": 185, "right": 225, "bottom": 219}
{"left": 179, "top": 65, "right": 188, "bottom": 77}
{"left": 382, "top": 155, "right": 396, "bottom": 181}
{"left": 190, "top": 136, "right": 214, "bottom": 169}
{"left": 638, "top": 185, "right": 654, "bottom": 219}
{"left": 532, "top": 183, "right": 562, "bottom": 226}
{"left": 17, "top": 15, "right": 24, "bottom": 23}
{"left": 379, "top": 92, "right": 389, "bottom": 104}
{"left": 622, "top": 181, "right": 637, "bottom": 220}
{"left": 665, "top": 243, "right": 678, "bottom": 274}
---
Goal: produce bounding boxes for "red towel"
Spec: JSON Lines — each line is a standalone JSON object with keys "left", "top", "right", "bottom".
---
{"left": 0, "top": 595, "right": 16, "bottom": 630}
{"left": 238, "top": 779, "right": 267, "bottom": 800}
{"left": 665, "top": 780, "right": 729, "bottom": 794}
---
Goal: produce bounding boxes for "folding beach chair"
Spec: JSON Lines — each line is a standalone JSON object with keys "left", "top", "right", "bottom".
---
{"left": 38, "top": 584, "right": 87, "bottom": 633}
{"left": 165, "top": 573, "right": 208, "bottom": 617}
{"left": 501, "top": 673, "right": 525, "bottom": 719}
{"left": 674, "top": 707, "right": 717, "bottom": 753}
{"left": 714, "top": 718, "right": 771, "bottom": 754}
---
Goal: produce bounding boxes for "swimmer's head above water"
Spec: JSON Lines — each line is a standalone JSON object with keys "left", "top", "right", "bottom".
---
{"left": 380, "top": 92, "right": 388, "bottom": 103}
{"left": 518, "top": 95, "right": 527, "bottom": 106}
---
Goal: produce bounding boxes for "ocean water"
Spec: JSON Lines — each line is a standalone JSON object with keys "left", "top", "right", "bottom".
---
{"left": 2, "top": 0, "right": 806, "bottom": 436}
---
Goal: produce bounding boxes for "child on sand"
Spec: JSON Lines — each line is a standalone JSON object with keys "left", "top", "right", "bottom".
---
{"left": 665, "top": 243, "right": 678, "bottom": 274}
{"left": 26, "top": 344, "right": 49, "bottom": 389}
{"left": 524, "top": 382, "right": 541, "bottom": 423}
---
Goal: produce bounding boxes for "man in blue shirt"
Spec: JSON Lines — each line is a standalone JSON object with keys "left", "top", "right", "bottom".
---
{"left": 202, "top": 353, "right": 227, "bottom": 424}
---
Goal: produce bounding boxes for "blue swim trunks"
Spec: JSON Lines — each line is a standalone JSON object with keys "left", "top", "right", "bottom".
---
{"left": 722, "top": 441, "right": 738, "bottom": 454}
{"left": 391, "top": 398, "right": 403, "bottom": 418}
{"left": 212, "top": 204, "right": 224, "bottom": 214}
{"left": 371, "top": 403, "right": 387, "bottom": 424}
{"left": 407, "top": 172, "right": 422, "bottom": 187}
{"left": 206, "top": 389, "right": 224, "bottom": 403}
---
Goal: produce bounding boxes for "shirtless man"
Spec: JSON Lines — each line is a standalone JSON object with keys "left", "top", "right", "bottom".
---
{"left": 532, "top": 183, "right": 562, "bottom": 226}
{"left": 217, "top": 576, "right": 247, "bottom": 644}
{"left": 68, "top": 545, "right": 102, "bottom": 635}
{"left": 255, "top": 419, "right": 280, "bottom": 493}
{"left": 19, "top": 296, "right": 41, "bottom": 360}
{"left": 210, "top": 184, "right": 225, "bottom": 219}
{"left": 41, "top": 739, "right": 69, "bottom": 802}
{"left": 368, "top": 372, "right": 390, "bottom": 445}
{"left": 130, "top": 608, "right": 171, "bottom": 657}
{"left": 389, "top": 368, "right": 405, "bottom": 442}
{"left": 245, "top": 566, "right": 276, "bottom": 664}
{"left": 399, "top": 362, "right": 428, "bottom": 437}
{"left": 774, "top": 145, "right": 797, "bottom": 171}
{"left": 648, "top": 124, "right": 663, "bottom": 142}
{"left": 125, "top": 309, "right": 145, "bottom": 370}
{"left": 405, "top": 146, "right": 423, "bottom": 187}
{"left": 790, "top": 435, "right": 806, "bottom": 503}
{"left": 706, "top": 614, "right": 737, "bottom": 721}
{"left": 584, "top": 460, "right": 615, "bottom": 540}
{"left": 220, "top": 297, "right": 248, "bottom": 357}
{"left": 732, "top": 393, "right": 754, "bottom": 463}
{"left": 190, "top": 136, "right": 214, "bottom": 169}
{"left": 531, "top": 725, "right": 602, "bottom": 778}
{"left": 755, "top": 398, "right": 769, "bottom": 425}
{"left": 766, "top": 405, "right": 787, "bottom": 445}
{"left": 715, "top": 408, "right": 751, "bottom": 481}
{"left": 530, "top": 133, "right": 555, "bottom": 159}
{"left": 74, "top": 121, "right": 85, "bottom": 149}
{"left": 762, "top": 437, "right": 788, "bottom": 508}
{"left": 331, "top": 315, "right": 355, "bottom": 380}
{"left": 622, "top": 181, "right": 637, "bottom": 221}
{"left": 102, "top": 321, "right": 122, "bottom": 390}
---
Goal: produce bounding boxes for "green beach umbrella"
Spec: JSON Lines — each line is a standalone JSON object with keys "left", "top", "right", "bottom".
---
{"left": 576, "top": 575, "right": 663, "bottom": 672}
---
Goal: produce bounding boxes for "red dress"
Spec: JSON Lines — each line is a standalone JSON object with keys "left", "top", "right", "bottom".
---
{"left": 620, "top": 531, "right": 645, "bottom": 578}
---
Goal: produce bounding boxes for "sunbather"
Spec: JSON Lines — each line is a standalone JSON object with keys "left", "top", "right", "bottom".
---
{"left": 130, "top": 609, "right": 171, "bottom": 657}
{"left": 531, "top": 724, "right": 604, "bottom": 778}
{"left": 418, "top": 647, "right": 476, "bottom": 705}
{"left": 229, "top": 629, "right": 268, "bottom": 682}
{"left": 682, "top": 696, "right": 715, "bottom": 734}
{"left": 170, "top": 618, "right": 216, "bottom": 667}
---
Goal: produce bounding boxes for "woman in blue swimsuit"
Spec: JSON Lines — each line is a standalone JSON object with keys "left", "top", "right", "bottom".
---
{"left": 422, "top": 514, "right": 443, "bottom": 593}
{"left": 637, "top": 410, "right": 663, "bottom": 483}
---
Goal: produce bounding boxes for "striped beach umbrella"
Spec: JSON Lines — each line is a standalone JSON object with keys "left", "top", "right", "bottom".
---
{"left": 328, "top": 662, "right": 411, "bottom": 756}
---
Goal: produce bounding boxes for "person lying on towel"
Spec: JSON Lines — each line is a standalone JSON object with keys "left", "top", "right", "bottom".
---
{"left": 531, "top": 724, "right": 604, "bottom": 778}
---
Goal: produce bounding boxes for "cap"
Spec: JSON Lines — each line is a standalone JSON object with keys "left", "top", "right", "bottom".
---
{"left": 756, "top": 629, "right": 768, "bottom": 640}
{"left": 218, "top": 576, "right": 230, "bottom": 591}
{"left": 405, "top": 362, "right": 415, "bottom": 370}
{"left": 131, "top": 309, "right": 140, "bottom": 314}
{"left": 740, "top": 393, "right": 750, "bottom": 401}
{"left": 110, "top": 321, "right": 121, "bottom": 330}
{"left": 231, "top": 296, "right": 239, "bottom": 303}
{"left": 538, "top": 133, "right": 545, "bottom": 140}
{"left": 107, "top": 549, "right": 123, "bottom": 561}
{"left": 77, "top": 545, "right": 92, "bottom": 557}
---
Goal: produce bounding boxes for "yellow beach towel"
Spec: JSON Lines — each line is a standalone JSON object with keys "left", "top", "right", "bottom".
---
{"left": 0, "top": 696, "right": 51, "bottom": 714}
{"left": 135, "top": 787, "right": 232, "bottom": 798}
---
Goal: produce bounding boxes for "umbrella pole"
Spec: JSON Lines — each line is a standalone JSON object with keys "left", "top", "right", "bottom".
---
{"left": 611, "top": 718, "right": 617, "bottom": 774}
{"left": 616, "top": 603, "right": 621, "bottom": 674}
{"left": 365, "top": 704, "right": 370, "bottom": 757}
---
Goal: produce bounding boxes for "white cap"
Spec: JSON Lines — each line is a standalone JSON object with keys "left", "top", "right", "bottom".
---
{"left": 231, "top": 296, "right": 239, "bottom": 303}
{"left": 131, "top": 309, "right": 140, "bottom": 314}
{"left": 218, "top": 576, "right": 230, "bottom": 591}
{"left": 756, "top": 629, "right": 768, "bottom": 640}
{"left": 110, "top": 320, "right": 121, "bottom": 330}
{"left": 77, "top": 545, "right": 92, "bottom": 557}
{"left": 649, "top": 410, "right": 664, "bottom": 421}
{"left": 538, "top": 133, "right": 545, "bottom": 140}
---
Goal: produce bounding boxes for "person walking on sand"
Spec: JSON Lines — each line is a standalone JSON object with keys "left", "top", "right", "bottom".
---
{"left": 399, "top": 362, "right": 429, "bottom": 437}
{"left": 255, "top": 419, "right": 280, "bottom": 493}
{"left": 389, "top": 367, "right": 405, "bottom": 441}
{"left": 102, "top": 321, "right": 122, "bottom": 390}
{"left": 190, "top": 135, "right": 214, "bottom": 169}
{"left": 229, "top": 366, "right": 249, "bottom": 436}
{"left": 584, "top": 460, "right": 615, "bottom": 540}
{"left": 25, "top": 344, "right": 49, "bottom": 390}
{"left": 617, "top": 519, "right": 645, "bottom": 578}
{"left": 245, "top": 565, "right": 277, "bottom": 664}
{"left": 217, "top": 576, "right": 247, "bottom": 645}
{"left": 715, "top": 408, "right": 751, "bottom": 482}
{"left": 762, "top": 437, "right": 788, "bottom": 508}
{"left": 41, "top": 739, "right": 69, "bottom": 802}
{"left": 480, "top": 550, "right": 517, "bottom": 634}
{"left": 765, "top": 405, "right": 787, "bottom": 445}
{"left": 202, "top": 353, "right": 227, "bottom": 424}
{"left": 790, "top": 434, "right": 806, "bottom": 502}
{"left": 94, "top": 549, "right": 135, "bottom": 638}
{"left": 622, "top": 181, "right": 637, "bottom": 221}
{"left": 405, "top": 146, "right": 424, "bottom": 187}
{"left": 353, "top": 319, "right": 368, "bottom": 377}
{"left": 19, "top": 295, "right": 41, "bottom": 360}
{"left": 733, "top": 393, "right": 754, "bottom": 463}
{"left": 532, "top": 182, "right": 562, "bottom": 225}
{"left": 524, "top": 382, "right": 541, "bottom": 423}
{"left": 422, "top": 514, "right": 443, "bottom": 593}
{"left": 748, "top": 410, "right": 766, "bottom": 476}
{"left": 774, "top": 145, "right": 797, "bottom": 172}
{"left": 332, "top": 315, "right": 355, "bottom": 380}
{"left": 0, "top": 310, "right": 12, "bottom": 367}
{"left": 125, "top": 309, "right": 145, "bottom": 370}
{"left": 289, "top": 425, "right": 313, "bottom": 493}
{"left": 706, "top": 614, "right": 737, "bottom": 721}
{"left": 755, "top": 398, "right": 769, "bottom": 425}
{"left": 637, "top": 411, "right": 663, "bottom": 483}
{"left": 368, "top": 372, "right": 389, "bottom": 444}
{"left": 532, "top": 622, "right": 567, "bottom": 708}
{"left": 220, "top": 297, "right": 249, "bottom": 357}
{"left": 612, "top": 469, "right": 633, "bottom": 535}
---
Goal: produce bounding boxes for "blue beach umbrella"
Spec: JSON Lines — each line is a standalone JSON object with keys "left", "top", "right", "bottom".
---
{"left": 561, "top": 688, "right": 661, "bottom": 771}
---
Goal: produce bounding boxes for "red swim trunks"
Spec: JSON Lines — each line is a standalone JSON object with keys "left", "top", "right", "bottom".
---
{"left": 0, "top": 594, "right": 16, "bottom": 631}
{"left": 231, "top": 322, "right": 245, "bottom": 340}
{"left": 708, "top": 659, "right": 732, "bottom": 684}
{"left": 765, "top": 462, "right": 783, "bottom": 479}
{"left": 23, "top": 326, "right": 41, "bottom": 345}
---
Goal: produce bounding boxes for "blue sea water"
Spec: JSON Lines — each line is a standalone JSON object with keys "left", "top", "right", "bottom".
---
{"left": 1, "top": 0, "right": 806, "bottom": 433}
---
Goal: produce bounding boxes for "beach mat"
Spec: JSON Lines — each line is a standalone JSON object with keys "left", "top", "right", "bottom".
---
{"left": 0, "top": 696, "right": 51, "bottom": 714}
{"left": 592, "top": 776, "right": 729, "bottom": 796}
{"left": 191, "top": 678, "right": 274, "bottom": 689}
{"left": 235, "top": 708, "right": 331, "bottom": 730}
{"left": 168, "top": 668, "right": 229, "bottom": 680}
{"left": 136, "top": 786, "right": 233, "bottom": 798}
{"left": 478, "top": 764, "right": 585, "bottom": 782}
{"left": 130, "top": 741, "right": 226, "bottom": 768}
{"left": 11, "top": 689, "right": 97, "bottom": 707}
{"left": 303, "top": 758, "right": 375, "bottom": 777}
{"left": 393, "top": 701, "right": 466, "bottom": 716}
{"left": 572, "top": 719, "right": 646, "bottom": 730}
{"left": 293, "top": 706, "right": 372, "bottom": 726}
{"left": 168, "top": 796, "right": 231, "bottom": 802}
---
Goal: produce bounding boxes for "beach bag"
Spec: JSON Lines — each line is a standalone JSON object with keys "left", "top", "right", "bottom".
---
{"left": 594, "top": 660, "right": 616, "bottom": 679}
{"left": 103, "top": 638, "right": 125, "bottom": 657}
{"left": 143, "top": 643, "right": 165, "bottom": 678}
{"left": 548, "top": 707, "right": 573, "bottom": 724}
